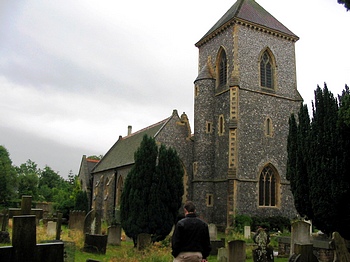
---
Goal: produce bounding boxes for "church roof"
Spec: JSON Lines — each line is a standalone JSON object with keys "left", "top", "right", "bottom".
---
{"left": 91, "top": 118, "right": 169, "bottom": 173}
{"left": 196, "top": 0, "right": 298, "bottom": 47}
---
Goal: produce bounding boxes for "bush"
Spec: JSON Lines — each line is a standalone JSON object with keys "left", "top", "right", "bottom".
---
{"left": 251, "top": 216, "right": 291, "bottom": 233}
{"left": 234, "top": 214, "right": 253, "bottom": 233}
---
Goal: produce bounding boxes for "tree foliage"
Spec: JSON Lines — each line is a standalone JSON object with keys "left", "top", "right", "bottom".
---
{"left": 338, "top": 0, "right": 350, "bottom": 10}
{"left": 120, "top": 135, "right": 184, "bottom": 243}
{"left": 0, "top": 146, "right": 16, "bottom": 204}
{"left": 287, "top": 84, "right": 350, "bottom": 239}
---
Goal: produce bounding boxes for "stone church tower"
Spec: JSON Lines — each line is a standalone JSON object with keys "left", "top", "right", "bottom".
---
{"left": 191, "top": 0, "right": 302, "bottom": 228}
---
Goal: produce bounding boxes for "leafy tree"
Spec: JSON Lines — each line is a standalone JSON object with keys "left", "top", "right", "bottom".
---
{"left": 15, "top": 160, "right": 40, "bottom": 200}
{"left": 0, "top": 146, "right": 16, "bottom": 204}
{"left": 38, "top": 166, "right": 64, "bottom": 201}
{"left": 287, "top": 84, "right": 350, "bottom": 239}
{"left": 120, "top": 135, "right": 184, "bottom": 244}
{"left": 338, "top": 0, "right": 350, "bottom": 10}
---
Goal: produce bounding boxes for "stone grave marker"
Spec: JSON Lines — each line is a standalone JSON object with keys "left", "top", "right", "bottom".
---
{"left": 8, "top": 195, "right": 43, "bottom": 224}
{"left": 83, "top": 210, "right": 107, "bottom": 254}
{"left": 47, "top": 221, "right": 57, "bottom": 236}
{"left": 0, "top": 214, "right": 64, "bottom": 262}
{"left": 209, "top": 223, "right": 217, "bottom": 240}
{"left": 56, "top": 212, "right": 63, "bottom": 240}
{"left": 290, "top": 220, "right": 311, "bottom": 256}
{"left": 84, "top": 210, "right": 101, "bottom": 235}
{"left": 217, "top": 247, "right": 228, "bottom": 262}
{"left": 69, "top": 210, "right": 85, "bottom": 231}
{"left": 137, "top": 233, "right": 151, "bottom": 251}
{"left": 331, "top": 231, "right": 350, "bottom": 262}
{"left": 244, "top": 226, "right": 251, "bottom": 239}
{"left": 107, "top": 225, "right": 121, "bottom": 246}
{"left": 0, "top": 210, "right": 10, "bottom": 244}
{"left": 253, "top": 227, "right": 274, "bottom": 262}
{"left": 228, "top": 240, "right": 246, "bottom": 262}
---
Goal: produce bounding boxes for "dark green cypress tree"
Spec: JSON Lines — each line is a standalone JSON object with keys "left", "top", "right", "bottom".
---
{"left": 120, "top": 134, "right": 158, "bottom": 244}
{"left": 308, "top": 84, "right": 339, "bottom": 235}
{"left": 120, "top": 135, "right": 184, "bottom": 243}
{"left": 151, "top": 145, "right": 184, "bottom": 241}
{"left": 287, "top": 84, "right": 350, "bottom": 239}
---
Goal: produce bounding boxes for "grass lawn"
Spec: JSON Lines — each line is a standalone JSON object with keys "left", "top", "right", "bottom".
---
{"left": 1, "top": 223, "right": 290, "bottom": 261}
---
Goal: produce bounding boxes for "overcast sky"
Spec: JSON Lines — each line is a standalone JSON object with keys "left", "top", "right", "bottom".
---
{"left": 1, "top": 0, "right": 349, "bottom": 178}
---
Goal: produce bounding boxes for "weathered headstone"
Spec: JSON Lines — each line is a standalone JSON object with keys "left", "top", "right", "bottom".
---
{"left": 217, "top": 247, "right": 228, "bottom": 262}
{"left": 293, "top": 243, "right": 318, "bottom": 262}
{"left": 47, "top": 221, "right": 57, "bottom": 236}
{"left": 84, "top": 210, "right": 101, "bottom": 235}
{"left": 290, "top": 221, "right": 311, "bottom": 256}
{"left": 228, "top": 240, "right": 246, "bottom": 262}
{"left": 56, "top": 212, "right": 63, "bottom": 240}
{"left": 83, "top": 234, "right": 108, "bottom": 254}
{"left": 107, "top": 225, "right": 121, "bottom": 246}
{"left": 331, "top": 231, "right": 350, "bottom": 262}
{"left": 253, "top": 227, "right": 274, "bottom": 262}
{"left": 69, "top": 210, "right": 85, "bottom": 231}
{"left": 0, "top": 210, "right": 10, "bottom": 244}
{"left": 211, "top": 238, "right": 225, "bottom": 256}
{"left": 137, "top": 233, "right": 151, "bottom": 251}
{"left": 83, "top": 210, "right": 107, "bottom": 254}
{"left": 209, "top": 223, "right": 218, "bottom": 240}
{"left": 244, "top": 226, "right": 251, "bottom": 239}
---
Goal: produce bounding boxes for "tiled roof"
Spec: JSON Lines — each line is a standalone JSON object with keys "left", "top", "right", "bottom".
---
{"left": 91, "top": 118, "right": 169, "bottom": 173}
{"left": 196, "top": 0, "right": 298, "bottom": 47}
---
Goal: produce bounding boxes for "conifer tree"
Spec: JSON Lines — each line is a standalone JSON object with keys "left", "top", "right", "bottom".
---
{"left": 120, "top": 135, "right": 183, "bottom": 244}
{"left": 287, "top": 84, "right": 350, "bottom": 239}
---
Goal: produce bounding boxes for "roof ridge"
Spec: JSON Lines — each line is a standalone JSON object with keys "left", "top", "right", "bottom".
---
{"left": 122, "top": 117, "right": 170, "bottom": 139}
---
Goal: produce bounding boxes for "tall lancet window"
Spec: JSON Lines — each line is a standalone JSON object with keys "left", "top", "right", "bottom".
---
{"left": 260, "top": 50, "right": 274, "bottom": 88}
{"left": 259, "top": 165, "right": 278, "bottom": 206}
{"left": 218, "top": 49, "right": 227, "bottom": 87}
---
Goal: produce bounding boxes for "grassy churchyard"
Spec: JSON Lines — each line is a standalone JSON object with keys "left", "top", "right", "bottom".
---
{"left": 1, "top": 220, "right": 289, "bottom": 262}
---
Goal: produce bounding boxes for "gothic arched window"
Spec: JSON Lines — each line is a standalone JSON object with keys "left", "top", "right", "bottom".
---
{"left": 260, "top": 50, "right": 274, "bottom": 89}
{"left": 259, "top": 165, "right": 278, "bottom": 206}
{"left": 218, "top": 49, "right": 227, "bottom": 87}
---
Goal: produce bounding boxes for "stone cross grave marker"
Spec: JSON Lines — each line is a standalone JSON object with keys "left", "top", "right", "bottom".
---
{"left": 0, "top": 214, "right": 64, "bottom": 262}
{"left": 8, "top": 195, "right": 43, "bottom": 224}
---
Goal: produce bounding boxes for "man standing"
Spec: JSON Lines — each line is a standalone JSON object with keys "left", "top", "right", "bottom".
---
{"left": 172, "top": 201, "right": 212, "bottom": 262}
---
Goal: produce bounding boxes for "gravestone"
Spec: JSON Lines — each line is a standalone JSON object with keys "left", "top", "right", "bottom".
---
{"left": 69, "top": 210, "right": 85, "bottom": 231}
{"left": 228, "top": 240, "right": 246, "bottom": 262}
{"left": 0, "top": 215, "right": 64, "bottom": 262}
{"left": 56, "top": 212, "right": 63, "bottom": 240}
{"left": 137, "top": 233, "right": 151, "bottom": 251}
{"left": 8, "top": 195, "right": 43, "bottom": 224}
{"left": 83, "top": 210, "right": 107, "bottom": 254}
{"left": 244, "top": 226, "right": 251, "bottom": 239}
{"left": 107, "top": 225, "right": 121, "bottom": 246}
{"left": 253, "top": 227, "right": 274, "bottom": 262}
{"left": 84, "top": 210, "right": 101, "bottom": 235}
{"left": 290, "top": 221, "right": 311, "bottom": 256}
{"left": 209, "top": 223, "right": 218, "bottom": 240}
{"left": 217, "top": 247, "right": 228, "bottom": 262}
{"left": 0, "top": 209, "right": 10, "bottom": 244}
{"left": 47, "top": 221, "right": 57, "bottom": 236}
{"left": 83, "top": 234, "right": 108, "bottom": 254}
{"left": 211, "top": 238, "right": 225, "bottom": 256}
{"left": 331, "top": 232, "right": 350, "bottom": 262}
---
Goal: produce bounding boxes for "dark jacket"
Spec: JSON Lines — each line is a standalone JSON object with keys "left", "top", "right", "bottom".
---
{"left": 171, "top": 213, "right": 212, "bottom": 258}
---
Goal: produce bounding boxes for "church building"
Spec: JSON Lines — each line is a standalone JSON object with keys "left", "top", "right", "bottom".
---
{"left": 79, "top": 0, "right": 303, "bottom": 230}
